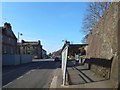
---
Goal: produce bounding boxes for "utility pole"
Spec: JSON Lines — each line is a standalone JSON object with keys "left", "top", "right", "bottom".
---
{"left": 18, "top": 32, "right": 23, "bottom": 65}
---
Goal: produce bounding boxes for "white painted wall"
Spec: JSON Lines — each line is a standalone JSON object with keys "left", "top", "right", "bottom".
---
{"left": 14, "top": 55, "right": 20, "bottom": 65}
{"left": 2, "top": 55, "right": 15, "bottom": 65}
{"left": 21, "top": 54, "right": 32, "bottom": 64}
{"left": 2, "top": 54, "right": 32, "bottom": 65}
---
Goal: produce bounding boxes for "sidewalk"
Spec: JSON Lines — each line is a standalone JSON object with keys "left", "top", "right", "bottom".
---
{"left": 53, "top": 61, "right": 113, "bottom": 88}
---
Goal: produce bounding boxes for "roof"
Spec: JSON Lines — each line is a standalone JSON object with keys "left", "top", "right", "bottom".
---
{"left": 20, "top": 40, "right": 42, "bottom": 46}
{"left": 69, "top": 44, "right": 88, "bottom": 47}
{"left": 61, "top": 43, "right": 88, "bottom": 54}
{"left": 52, "top": 49, "right": 62, "bottom": 56}
{"left": 62, "top": 43, "right": 88, "bottom": 51}
{"left": 1, "top": 26, "right": 17, "bottom": 40}
{"left": 42, "top": 49, "right": 46, "bottom": 52}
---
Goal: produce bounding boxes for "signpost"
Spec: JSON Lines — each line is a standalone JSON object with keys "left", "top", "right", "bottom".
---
{"left": 61, "top": 45, "right": 68, "bottom": 86}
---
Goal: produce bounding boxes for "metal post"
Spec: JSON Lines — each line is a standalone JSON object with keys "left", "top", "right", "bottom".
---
{"left": 17, "top": 32, "right": 23, "bottom": 65}
{"left": 18, "top": 32, "right": 19, "bottom": 42}
{"left": 18, "top": 32, "right": 23, "bottom": 42}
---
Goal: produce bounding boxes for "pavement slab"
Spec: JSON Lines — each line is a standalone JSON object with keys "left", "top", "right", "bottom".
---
{"left": 55, "top": 61, "right": 113, "bottom": 88}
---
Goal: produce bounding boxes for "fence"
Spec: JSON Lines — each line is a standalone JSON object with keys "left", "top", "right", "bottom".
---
{"left": 2, "top": 54, "right": 32, "bottom": 65}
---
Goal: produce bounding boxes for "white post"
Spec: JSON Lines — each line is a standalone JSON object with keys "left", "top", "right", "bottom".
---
{"left": 17, "top": 32, "right": 23, "bottom": 42}
{"left": 62, "top": 45, "right": 68, "bottom": 86}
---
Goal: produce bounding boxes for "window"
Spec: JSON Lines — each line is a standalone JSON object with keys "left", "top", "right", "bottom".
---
{"left": 23, "top": 46, "right": 25, "bottom": 49}
{"left": 28, "top": 47, "right": 30, "bottom": 50}
{"left": 9, "top": 37, "right": 10, "bottom": 41}
{"left": 3, "top": 46, "right": 7, "bottom": 54}
{"left": 33, "top": 46, "right": 34, "bottom": 49}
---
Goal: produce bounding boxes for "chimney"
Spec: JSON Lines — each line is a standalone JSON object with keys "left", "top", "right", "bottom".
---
{"left": 21, "top": 40, "right": 25, "bottom": 43}
{"left": 64, "top": 40, "right": 70, "bottom": 45}
{"left": 38, "top": 40, "right": 41, "bottom": 45}
{"left": 4, "top": 22, "right": 12, "bottom": 30}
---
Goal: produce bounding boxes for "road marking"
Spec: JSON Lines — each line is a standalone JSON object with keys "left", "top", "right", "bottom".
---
{"left": 26, "top": 71, "right": 31, "bottom": 75}
{"left": 16, "top": 76, "right": 23, "bottom": 80}
{"left": 2, "top": 81, "right": 13, "bottom": 88}
{"left": 50, "top": 76, "right": 57, "bottom": 88}
{"left": 31, "top": 70, "right": 35, "bottom": 71}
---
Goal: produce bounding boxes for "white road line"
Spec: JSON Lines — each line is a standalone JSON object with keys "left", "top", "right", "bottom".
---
{"left": 50, "top": 76, "right": 58, "bottom": 88}
{"left": 16, "top": 76, "right": 23, "bottom": 80}
{"left": 2, "top": 81, "right": 13, "bottom": 88}
{"left": 26, "top": 71, "right": 31, "bottom": 75}
{"left": 31, "top": 70, "right": 35, "bottom": 71}
{"left": 33, "top": 59, "right": 54, "bottom": 61}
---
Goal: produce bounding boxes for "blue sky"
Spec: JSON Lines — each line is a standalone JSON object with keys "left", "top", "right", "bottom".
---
{"left": 2, "top": 2, "right": 88, "bottom": 54}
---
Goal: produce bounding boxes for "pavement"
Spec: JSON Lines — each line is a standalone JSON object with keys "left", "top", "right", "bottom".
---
{"left": 52, "top": 61, "right": 113, "bottom": 88}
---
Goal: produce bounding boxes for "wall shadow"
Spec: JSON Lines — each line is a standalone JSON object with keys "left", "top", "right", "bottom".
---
{"left": 67, "top": 60, "right": 82, "bottom": 67}
{"left": 67, "top": 57, "right": 113, "bottom": 85}
{"left": 84, "top": 57, "right": 113, "bottom": 68}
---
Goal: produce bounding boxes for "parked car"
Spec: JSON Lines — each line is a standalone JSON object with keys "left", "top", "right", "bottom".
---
{"left": 54, "top": 57, "right": 59, "bottom": 61}
{"left": 34, "top": 56, "right": 38, "bottom": 59}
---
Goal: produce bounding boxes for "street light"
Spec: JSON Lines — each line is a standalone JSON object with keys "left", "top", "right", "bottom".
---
{"left": 18, "top": 32, "right": 23, "bottom": 42}
{"left": 17, "top": 32, "right": 23, "bottom": 65}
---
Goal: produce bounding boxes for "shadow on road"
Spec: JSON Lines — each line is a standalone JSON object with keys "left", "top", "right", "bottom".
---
{"left": 2, "top": 60, "right": 60, "bottom": 86}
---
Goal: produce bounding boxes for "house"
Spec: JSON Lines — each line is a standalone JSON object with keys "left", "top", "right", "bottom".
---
{"left": 18, "top": 40, "right": 42, "bottom": 59}
{"left": 51, "top": 49, "right": 62, "bottom": 59}
{"left": 0, "top": 22, "right": 17, "bottom": 55}
{"left": 1, "top": 22, "right": 32, "bottom": 65}
{"left": 42, "top": 49, "right": 47, "bottom": 59}
{"left": 61, "top": 40, "right": 88, "bottom": 60}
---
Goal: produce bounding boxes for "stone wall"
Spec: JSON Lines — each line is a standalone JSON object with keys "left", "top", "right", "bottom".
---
{"left": 86, "top": 2, "right": 119, "bottom": 88}
{"left": 117, "top": 1, "right": 120, "bottom": 89}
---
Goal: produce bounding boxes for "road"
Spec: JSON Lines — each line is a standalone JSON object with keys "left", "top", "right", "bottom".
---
{"left": 2, "top": 59, "right": 60, "bottom": 88}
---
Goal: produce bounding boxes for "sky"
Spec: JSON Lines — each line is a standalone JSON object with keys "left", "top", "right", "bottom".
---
{"left": 2, "top": 2, "right": 88, "bottom": 54}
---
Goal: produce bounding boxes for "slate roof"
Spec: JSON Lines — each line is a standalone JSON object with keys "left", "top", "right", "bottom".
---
{"left": 0, "top": 26, "right": 17, "bottom": 40}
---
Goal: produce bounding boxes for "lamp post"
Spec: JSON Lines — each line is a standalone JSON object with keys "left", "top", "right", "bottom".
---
{"left": 18, "top": 32, "right": 23, "bottom": 42}
{"left": 18, "top": 32, "right": 23, "bottom": 65}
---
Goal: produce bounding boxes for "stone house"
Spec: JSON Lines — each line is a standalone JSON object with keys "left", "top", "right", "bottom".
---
{"left": 18, "top": 40, "right": 42, "bottom": 59}
{"left": 0, "top": 22, "right": 17, "bottom": 55}
{"left": 61, "top": 40, "right": 88, "bottom": 60}
{"left": 42, "top": 49, "right": 47, "bottom": 59}
{"left": 51, "top": 49, "right": 62, "bottom": 59}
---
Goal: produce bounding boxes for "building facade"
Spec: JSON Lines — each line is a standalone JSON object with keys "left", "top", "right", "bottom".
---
{"left": 51, "top": 49, "right": 62, "bottom": 59}
{"left": 0, "top": 22, "right": 17, "bottom": 55}
{"left": 18, "top": 40, "right": 42, "bottom": 59}
{"left": 42, "top": 49, "right": 47, "bottom": 59}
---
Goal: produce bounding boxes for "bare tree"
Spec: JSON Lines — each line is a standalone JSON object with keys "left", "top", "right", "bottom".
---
{"left": 81, "top": 2, "right": 111, "bottom": 43}
{"left": 82, "top": 2, "right": 111, "bottom": 34}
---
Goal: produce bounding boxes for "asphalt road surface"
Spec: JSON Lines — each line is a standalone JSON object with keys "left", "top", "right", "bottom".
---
{"left": 2, "top": 59, "right": 60, "bottom": 88}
